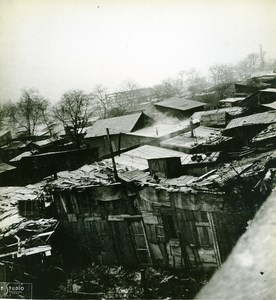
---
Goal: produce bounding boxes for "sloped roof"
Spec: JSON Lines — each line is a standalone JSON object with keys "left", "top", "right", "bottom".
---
{"left": 33, "top": 139, "right": 54, "bottom": 147}
{"left": 262, "top": 101, "right": 276, "bottom": 110}
{"left": 225, "top": 111, "right": 276, "bottom": 131}
{"left": 154, "top": 97, "right": 205, "bottom": 111}
{"left": 0, "top": 162, "right": 16, "bottom": 173}
{"left": 0, "top": 130, "right": 10, "bottom": 137}
{"left": 108, "top": 145, "right": 190, "bottom": 170}
{"left": 128, "top": 120, "right": 190, "bottom": 138}
{"left": 192, "top": 108, "right": 245, "bottom": 124}
{"left": 184, "top": 126, "right": 221, "bottom": 138}
{"left": 9, "top": 151, "right": 33, "bottom": 162}
{"left": 219, "top": 97, "right": 245, "bottom": 103}
{"left": 1, "top": 140, "right": 32, "bottom": 150}
{"left": 85, "top": 113, "right": 145, "bottom": 138}
{"left": 260, "top": 88, "right": 276, "bottom": 93}
{"left": 251, "top": 123, "right": 276, "bottom": 143}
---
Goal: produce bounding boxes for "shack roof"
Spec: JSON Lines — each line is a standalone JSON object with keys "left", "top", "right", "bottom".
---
{"left": 47, "top": 161, "right": 120, "bottom": 190}
{"left": 219, "top": 97, "right": 245, "bottom": 104}
{"left": 154, "top": 97, "right": 205, "bottom": 111}
{"left": 251, "top": 123, "right": 276, "bottom": 143}
{"left": 192, "top": 107, "right": 245, "bottom": 123}
{"left": 107, "top": 145, "right": 191, "bottom": 170}
{"left": 85, "top": 112, "right": 147, "bottom": 138}
{"left": 161, "top": 126, "right": 230, "bottom": 152}
{"left": 1, "top": 140, "right": 32, "bottom": 150}
{"left": 127, "top": 120, "right": 190, "bottom": 138}
{"left": 260, "top": 88, "right": 276, "bottom": 93}
{"left": 0, "top": 129, "right": 10, "bottom": 137}
{"left": 122, "top": 150, "right": 274, "bottom": 194}
{"left": 224, "top": 111, "right": 276, "bottom": 131}
{"left": 262, "top": 101, "right": 276, "bottom": 110}
{"left": 9, "top": 151, "right": 33, "bottom": 162}
{"left": 0, "top": 162, "right": 16, "bottom": 173}
{"left": 119, "top": 169, "right": 197, "bottom": 189}
{"left": 32, "top": 139, "right": 55, "bottom": 147}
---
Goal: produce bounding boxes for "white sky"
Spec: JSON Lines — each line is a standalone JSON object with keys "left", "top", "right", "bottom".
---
{"left": 0, "top": 0, "right": 276, "bottom": 103}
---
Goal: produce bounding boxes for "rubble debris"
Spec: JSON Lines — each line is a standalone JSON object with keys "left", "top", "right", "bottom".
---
{"left": 52, "top": 265, "right": 202, "bottom": 299}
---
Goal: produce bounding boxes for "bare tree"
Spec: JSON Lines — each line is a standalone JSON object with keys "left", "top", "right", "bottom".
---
{"left": 209, "top": 64, "right": 235, "bottom": 99}
{"left": 6, "top": 89, "right": 49, "bottom": 137}
{"left": 0, "top": 104, "right": 6, "bottom": 128}
{"left": 184, "top": 68, "right": 208, "bottom": 99}
{"left": 117, "top": 80, "right": 140, "bottom": 108}
{"left": 92, "top": 85, "right": 108, "bottom": 118}
{"left": 153, "top": 77, "right": 183, "bottom": 101}
{"left": 209, "top": 64, "right": 234, "bottom": 86}
{"left": 237, "top": 53, "right": 259, "bottom": 79}
{"left": 53, "top": 90, "right": 93, "bottom": 148}
{"left": 266, "top": 58, "right": 276, "bottom": 72}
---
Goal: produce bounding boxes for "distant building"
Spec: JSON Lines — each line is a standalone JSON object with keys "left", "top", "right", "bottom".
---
{"left": 154, "top": 97, "right": 205, "bottom": 119}
{"left": 105, "top": 87, "right": 156, "bottom": 110}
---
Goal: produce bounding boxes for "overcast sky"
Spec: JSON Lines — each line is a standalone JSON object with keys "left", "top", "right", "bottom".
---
{"left": 0, "top": 0, "right": 276, "bottom": 103}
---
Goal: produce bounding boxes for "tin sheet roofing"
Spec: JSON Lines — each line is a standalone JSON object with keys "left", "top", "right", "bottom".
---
{"left": 85, "top": 113, "right": 144, "bottom": 138}
{"left": 108, "top": 145, "right": 190, "bottom": 171}
{"left": 128, "top": 120, "right": 190, "bottom": 138}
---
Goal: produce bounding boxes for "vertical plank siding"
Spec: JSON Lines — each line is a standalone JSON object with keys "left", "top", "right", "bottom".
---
{"left": 51, "top": 181, "right": 254, "bottom": 273}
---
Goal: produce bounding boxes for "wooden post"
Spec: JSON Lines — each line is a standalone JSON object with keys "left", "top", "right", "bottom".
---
{"left": 106, "top": 128, "right": 119, "bottom": 181}
{"left": 118, "top": 132, "right": 122, "bottom": 154}
{"left": 190, "top": 120, "right": 194, "bottom": 138}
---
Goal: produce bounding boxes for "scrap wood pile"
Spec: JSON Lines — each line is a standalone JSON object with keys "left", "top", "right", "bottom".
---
{"left": 0, "top": 218, "right": 58, "bottom": 258}
{"left": 0, "top": 185, "right": 46, "bottom": 234}
{"left": 47, "top": 161, "right": 126, "bottom": 190}
{"left": 190, "top": 151, "right": 276, "bottom": 192}
{"left": 52, "top": 265, "right": 206, "bottom": 299}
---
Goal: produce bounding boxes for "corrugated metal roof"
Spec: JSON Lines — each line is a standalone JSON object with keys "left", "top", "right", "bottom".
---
{"left": 85, "top": 112, "right": 144, "bottom": 138}
{"left": 225, "top": 111, "right": 276, "bottom": 131}
{"left": 155, "top": 97, "right": 205, "bottom": 111}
